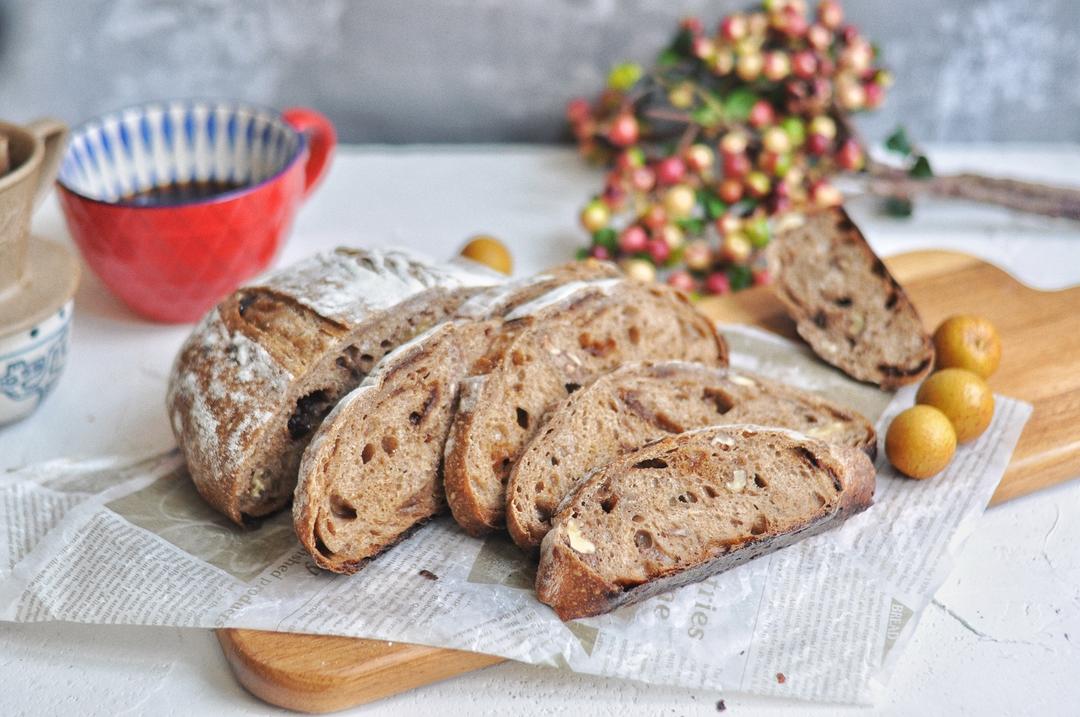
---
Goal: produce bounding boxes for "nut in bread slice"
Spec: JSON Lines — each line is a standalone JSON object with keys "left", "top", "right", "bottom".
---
{"left": 535, "top": 424, "right": 875, "bottom": 620}
{"left": 444, "top": 281, "right": 729, "bottom": 537}
{"left": 768, "top": 207, "right": 933, "bottom": 389}
{"left": 507, "top": 361, "right": 876, "bottom": 550}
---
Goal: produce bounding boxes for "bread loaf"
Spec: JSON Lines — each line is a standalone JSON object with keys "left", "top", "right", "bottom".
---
{"left": 506, "top": 361, "right": 876, "bottom": 550}
{"left": 536, "top": 425, "right": 875, "bottom": 620}
{"left": 166, "top": 248, "right": 498, "bottom": 524}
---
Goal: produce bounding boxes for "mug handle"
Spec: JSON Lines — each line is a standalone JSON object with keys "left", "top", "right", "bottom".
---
{"left": 26, "top": 117, "right": 69, "bottom": 209}
{"left": 282, "top": 108, "right": 337, "bottom": 199}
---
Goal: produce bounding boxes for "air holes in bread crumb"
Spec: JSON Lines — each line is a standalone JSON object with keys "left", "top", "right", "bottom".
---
{"left": 361, "top": 443, "right": 375, "bottom": 463}
{"left": 382, "top": 435, "right": 398, "bottom": 455}
{"left": 409, "top": 411, "right": 422, "bottom": 425}
{"left": 633, "top": 457, "right": 668, "bottom": 470}
{"left": 628, "top": 325, "right": 641, "bottom": 344}
{"left": 833, "top": 296, "right": 853, "bottom": 307}
{"left": 677, "top": 492, "right": 698, "bottom": 504}
{"left": 314, "top": 531, "right": 335, "bottom": 558}
{"left": 750, "top": 514, "right": 769, "bottom": 535}
{"left": 600, "top": 495, "right": 619, "bottom": 513}
{"left": 632, "top": 514, "right": 645, "bottom": 523}
{"left": 330, "top": 494, "right": 358, "bottom": 520}
{"left": 565, "top": 382, "right": 581, "bottom": 394}
{"left": 635, "top": 530, "right": 653, "bottom": 550}
{"left": 754, "top": 474, "right": 768, "bottom": 488}
{"left": 885, "top": 291, "right": 899, "bottom": 310}
{"left": 550, "top": 456, "right": 559, "bottom": 466}
{"left": 704, "top": 485, "right": 719, "bottom": 499}
{"left": 516, "top": 407, "right": 529, "bottom": 429}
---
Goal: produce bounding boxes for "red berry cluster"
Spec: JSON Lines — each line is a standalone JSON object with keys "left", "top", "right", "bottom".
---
{"left": 569, "top": 0, "right": 889, "bottom": 296}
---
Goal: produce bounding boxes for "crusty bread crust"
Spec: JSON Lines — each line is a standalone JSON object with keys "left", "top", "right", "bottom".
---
{"left": 535, "top": 425, "right": 875, "bottom": 621}
{"left": 506, "top": 361, "right": 877, "bottom": 551}
{"left": 445, "top": 282, "right": 729, "bottom": 537}
{"left": 769, "top": 207, "right": 933, "bottom": 389}
{"left": 167, "top": 248, "right": 498, "bottom": 525}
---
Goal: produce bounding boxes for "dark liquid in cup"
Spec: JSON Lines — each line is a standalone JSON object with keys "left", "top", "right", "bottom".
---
{"left": 122, "top": 179, "right": 248, "bottom": 206}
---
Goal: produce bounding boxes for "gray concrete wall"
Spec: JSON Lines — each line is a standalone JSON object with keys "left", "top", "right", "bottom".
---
{"left": 1, "top": 0, "right": 1076, "bottom": 144}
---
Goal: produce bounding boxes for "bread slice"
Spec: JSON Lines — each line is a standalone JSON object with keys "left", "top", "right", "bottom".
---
{"left": 535, "top": 425, "right": 875, "bottom": 620}
{"left": 292, "top": 260, "right": 622, "bottom": 572}
{"left": 445, "top": 282, "right": 729, "bottom": 537}
{"left": 506, "top": 361, "right": 876, "bottom": 550}
{"left": 769, "top": 207, "right": 933, "bottom": 389}
{"left": 294, "top": 320, "right": 496, "bottom": 572}
{"left": 167, "top": 248, "right": 499, "bottom": 524}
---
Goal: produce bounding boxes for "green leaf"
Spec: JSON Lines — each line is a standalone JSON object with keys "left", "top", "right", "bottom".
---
{"left": 671, "top": 28, "right": 694, "bottom": 57}
{"left": 699, "top": 190, "right": 727, "bottom": 220}
{"left": 885, "top": 127, "right": 913, "bottom": 156}
{"left": 593, "top": 227, "right": 617, "bottom": 251}
{"left": 677, "top": 217, "right": 707, "bottom": 236}
{"left": 909, "top": 155, "right": 934, "bottom": 179}
{"left": 721, "top": 88, "right": 758, "bottom": 122}
{"left": 575, "top": 247, "right": 591, "bottom": 260}
{"left": 882, "top": 196, "right": 914, "bottom": 217}
{"left": 657, "top": 48, "right": 681, "bottom": 67}
{"left": 745, "top": 217, "right": 770, "bottom": 248}
{"left": 690, "top": 105, "right": 723, "bottom": 128}
{"left": 726, "top": 264, "right": 753, "bottom": 291}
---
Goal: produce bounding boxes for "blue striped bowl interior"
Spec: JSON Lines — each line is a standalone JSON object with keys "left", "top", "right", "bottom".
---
{"left": 58, "top": 101, "right": 303, "bottom": 204}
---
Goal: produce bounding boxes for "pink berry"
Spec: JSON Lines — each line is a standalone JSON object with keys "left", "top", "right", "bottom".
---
{"left": 718, "top": 177, "right": 743, "bottom": 204}
{"left": 692, "top": 36, "right": 716, "bottom": 61}
{"left": 819, "top": 1, "right": 844, "bottom": 30}
{"left": 680, "top": 16, "right": 704, "bottom": 34}
{"left": 630, "top": 166, "right": 656, "bottom": 192}
{"left": 590, "top": 245, "right": 612, "bottom": 261}
{"left": 619, "top": 225, "right": 650, "bottom": 254}
{"left": 648, "top": 238, "right": 672, "bottom": 264}
{"left": 753, "top": 268, "right": 772, "bottom": 286}
{"left": 667, "top": 270, "right": 697, "bottom": 293}
{"left": 607, "top": 113, "right": 640, "bottom": 147}
{"left": 763, "top": 51, "right": 791, "bottom": 81}
{"left": 864, "top": 82, "right": 885, "bottom": 108}
{"left": 683, "top": 239, "right": 712, "bottom": 271}
{"left": 807, "top": 23, "right": 832, "bottom": 50}
{"left": 836, "top": 139, "right": 865, "bottom": 171}
{"left": 684, "top": 143, "right": 715, "bottom": 172}
{"left": 720, "top": 14, "right": 748, "bottom": 41}
{"left": 780, "top": 7, "right": 808, "bottom": 37}
{"left": 720, "top": 131, "right": 749, "bottom": 155}
{"left": 748, "top": 100, "right": 775, "bottom": 128}
{"left": 642, "top": 204, "right": 668, "bottom": 230}
{"left": 601, "top": 183, "right": 626, "bottom": 209}
{"left": 811, "top": 180, "right": 843, "bottom": 207}
{"left": 655, "top": 157, "right": 688, "bottom": 185}
{"left": 722, "top": 152, "right": 751, "bottom": 178}
{"left": 566, "top": 98, "right": 591, "bottom": 125}
{"left": 706, "top": 272, "right": 731, "bottom": 295}
{"left": 792, "top": 50, "right": 818, "bottom": 79}
{"left": 806, "top": 133, "right": 830, "bottom": 156}
{"left": 841, "top": 25, "right": 859, "bottom": 44}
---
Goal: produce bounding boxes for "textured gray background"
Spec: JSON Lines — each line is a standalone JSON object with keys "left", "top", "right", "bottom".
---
{"left": 1, "top": 0, "right": 1077, "bottom": 144}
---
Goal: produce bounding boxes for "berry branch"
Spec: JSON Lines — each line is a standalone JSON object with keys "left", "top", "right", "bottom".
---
{"left": 568, "top": 0, "right": 1080, "bottom": 296}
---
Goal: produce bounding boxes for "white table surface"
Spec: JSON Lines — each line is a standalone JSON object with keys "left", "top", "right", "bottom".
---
{"left": 2, "top": 145, "right": 1078, "bottom": 716}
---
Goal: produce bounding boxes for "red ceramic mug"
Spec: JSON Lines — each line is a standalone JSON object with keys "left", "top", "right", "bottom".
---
{"left": 57, "top": 101, "right": 336, "bottom": 323}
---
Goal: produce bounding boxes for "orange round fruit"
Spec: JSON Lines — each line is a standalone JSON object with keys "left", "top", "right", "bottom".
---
{"left": 885, "top": 405, "right": 957, "bottom": 480}
{"left": 916, "top": 368, "right": 994, "bottom": 443}
{"left": 460, "top": 235, "right": 512, "bottom": 275}
{"left": 932, "top": 315, "right": 1001, "bottom": 379}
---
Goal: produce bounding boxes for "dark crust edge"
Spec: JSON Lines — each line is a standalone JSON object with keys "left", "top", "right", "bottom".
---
{"left": 534, "top": 429, "right": 876, "bottom": 621}
{"left": 769, "top": 207, "right": 934, "bottom": 390}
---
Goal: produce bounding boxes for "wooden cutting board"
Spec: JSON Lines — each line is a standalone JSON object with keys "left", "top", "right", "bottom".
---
{"left": 219, "top": 250, "right": 1080, "bottom": 713}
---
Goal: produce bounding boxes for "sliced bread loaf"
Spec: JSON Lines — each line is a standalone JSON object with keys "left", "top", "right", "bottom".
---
{"left": 444, "top": 282, "right": 729, "bottom": 537}
{"left": 294, "top": 320, "right": 498, "bottom": 572}
{"left": 506, "top": 361, "right": 876, "bottom": 550}
{"left": 769, "top": 207, "right": 933, "bottom": 389}
{"left": 167, "top": 248, "right": 498, "bottom": 524}
{"left": 535, "top": 425, "right": 875, "bottom": 620}
{"left": 290, "top": 260, "right": 622, "bottom": 572}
